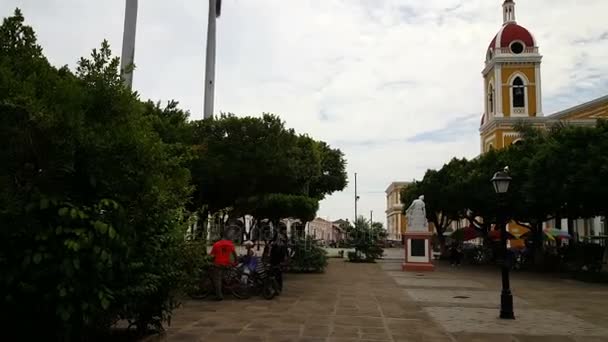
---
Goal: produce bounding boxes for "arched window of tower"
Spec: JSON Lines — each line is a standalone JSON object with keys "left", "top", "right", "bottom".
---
{"left": 512, "top": 77, "right": 525, "bottom": 108}
{"left": 488, "top": 84, "right": 495, "bottom": 114}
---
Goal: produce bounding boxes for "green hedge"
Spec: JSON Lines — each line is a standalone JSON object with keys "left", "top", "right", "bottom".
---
{"left": 287, "top": 237, "right": 328, "bottom": 273}
{"left": 0, "top": 10, "right": 192, "bottom": 339}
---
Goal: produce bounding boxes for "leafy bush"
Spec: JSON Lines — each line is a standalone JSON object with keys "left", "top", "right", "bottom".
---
{"left": 287, "top": 236, "right": 328, "bottom": 273}
{"left": 179, "top": 242, "right": 214, "bottom": 296}
{"left": 346, "top": 218, "right": 386, "bottom": 263}
{"left": 0, "top": 10, "right": 192, "bottom": 339}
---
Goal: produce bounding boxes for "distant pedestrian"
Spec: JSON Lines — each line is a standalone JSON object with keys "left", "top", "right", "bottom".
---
{"left": 270, "top": 233, "right": 288, "bottom": 293}
{"left": 450, "top": 242, "right": 462, "bottom": 266}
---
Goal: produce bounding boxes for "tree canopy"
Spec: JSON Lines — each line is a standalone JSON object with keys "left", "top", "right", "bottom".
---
{"left": 1, "top": 9, "right": 192, "bottom": 338}
{"left": 0, "top": 8, "right": 348, "bottom": 338}
{"left": 188, "top": 113, "right": 347, "bottom": 237}
{"left": 401, "top": 121, "right": 608, "bottom": 256}
{"left": 401, "top": 158, "right": 470, "bottom": 251}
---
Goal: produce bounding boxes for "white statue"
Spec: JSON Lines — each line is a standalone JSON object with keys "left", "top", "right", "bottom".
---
{"left": 405, "top": 195, "right": 428, "bottom": 232}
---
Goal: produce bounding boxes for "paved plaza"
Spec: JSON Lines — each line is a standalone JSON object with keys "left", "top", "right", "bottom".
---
{"left": 150, "top": 249, "right": 608, "bottom": 342}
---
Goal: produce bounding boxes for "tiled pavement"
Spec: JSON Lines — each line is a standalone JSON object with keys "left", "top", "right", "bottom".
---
{"left": 149, "top": 249, "right": 608, "bottom": 342}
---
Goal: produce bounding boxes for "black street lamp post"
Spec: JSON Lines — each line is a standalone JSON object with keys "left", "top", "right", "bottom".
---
{"left": 491, "top": 166, "right": 514, "bottom": 320}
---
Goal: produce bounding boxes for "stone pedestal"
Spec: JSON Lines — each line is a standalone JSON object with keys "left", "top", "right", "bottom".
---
{"left": 402, "top": 231, "right": 434, "bottom": 272}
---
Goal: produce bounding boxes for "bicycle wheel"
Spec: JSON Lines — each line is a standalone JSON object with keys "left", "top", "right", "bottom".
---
{"left": 224, "top": 269, "right": 251, "bottom": 299}
{"left": 188, "top": 274, "right": 214, "bottom": 300}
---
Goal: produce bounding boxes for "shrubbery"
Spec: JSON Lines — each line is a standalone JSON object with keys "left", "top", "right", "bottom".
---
{"left": 179, "top": 242, "right": 214, "bottom": 297}
{"left": 346, "top": 217, "right": 386, "bottom": 263}
{"left": 287, "top": 236, "right": 328, "bottom": 273}
{"left": 0, "top": 8, "right": 348, "bottom": 339}
{"left": 0, "top": 10, "right": 192, "bottom": 339}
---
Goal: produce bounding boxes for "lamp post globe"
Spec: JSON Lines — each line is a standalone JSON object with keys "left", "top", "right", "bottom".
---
{"left": 491, "top": 167, "right": 512, "bottom": 194}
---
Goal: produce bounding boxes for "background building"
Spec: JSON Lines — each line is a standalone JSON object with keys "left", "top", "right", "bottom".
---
{"left": 385, "top": 182, "right": 410, "bottom": 242}
{"left": 306, "top": 218, "right": 345, "bottom": 245}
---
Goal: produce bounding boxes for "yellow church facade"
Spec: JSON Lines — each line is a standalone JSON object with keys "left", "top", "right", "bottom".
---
{"left": 385, "top": 182, "right": 409, "bottom": 242}
{"left": 480, "top": 0, "right": 608, "bottom": 153}
{"left": 479, "top": 0, "right": 608, "bottom": 238}
{"left": 388, "top": 1, "right": 608, "bottom": 240}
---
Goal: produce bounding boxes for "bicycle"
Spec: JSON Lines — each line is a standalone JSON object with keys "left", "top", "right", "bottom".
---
{"left": 188, "top": 263, "right": 250, "bottom": 300}
{"left": 243, "top": 261, "right": 279, "bottom": 300}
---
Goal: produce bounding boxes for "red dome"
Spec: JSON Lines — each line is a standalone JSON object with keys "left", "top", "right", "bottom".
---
{"left": 488, "top": 23, "right": 535, "bottom": 50}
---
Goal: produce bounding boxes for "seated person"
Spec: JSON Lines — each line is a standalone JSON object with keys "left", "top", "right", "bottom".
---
{"left": 241, "top": 240, "right": 258, "bottom": 275}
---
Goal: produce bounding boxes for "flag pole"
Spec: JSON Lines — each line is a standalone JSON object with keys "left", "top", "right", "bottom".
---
{"left": 120, "top": 0, "right": 138, "bottom": 89}
{"left": 203, "top": 0, "right": 220, "bottom": 119}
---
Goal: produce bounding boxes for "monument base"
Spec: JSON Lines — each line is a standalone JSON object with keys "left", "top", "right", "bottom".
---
{"left": 402, "top": 261, "right": 435, "bottom": 272}
{"left": 402, "top": 231, "right": 434, "bottom": 272}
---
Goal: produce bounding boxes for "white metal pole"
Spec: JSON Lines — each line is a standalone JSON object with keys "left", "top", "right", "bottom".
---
{"left": 203, "top": 0, "right": 218, "bottom": 119}
{"left": 120, "top": 0, "right": 138, "bottom": 89}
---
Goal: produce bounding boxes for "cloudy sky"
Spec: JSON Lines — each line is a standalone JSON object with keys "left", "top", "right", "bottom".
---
{"left": 3, "top": 0, "right": 608, "bottom": 226}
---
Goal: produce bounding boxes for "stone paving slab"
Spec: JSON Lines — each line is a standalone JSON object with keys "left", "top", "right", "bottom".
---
{"left": 405, "top": 288, "right": 529, "bottom": 306}
{"left": 151, "top": 252, "right": 608, "bottom": 342}
{"left": 387, "top": 270, "right": 446, "bottom": 278}
{"left": 394, "top": 277, "right": 485, "bottom": 289}
{"left": 424, "top": 307, "right": 608, "bottom": 337}
{"left": 153, "top": 259, "right": 450, "bottom": 342}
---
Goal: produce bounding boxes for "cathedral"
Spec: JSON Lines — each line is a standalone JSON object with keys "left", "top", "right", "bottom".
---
{"left": 388, "top": 1, "right": 608, "bottom": 241}
{"left": 480, "top": 0, "right": 608, "bottom": 153}
{"left": 480, "top": 0, "right": 608, "bottom": 237}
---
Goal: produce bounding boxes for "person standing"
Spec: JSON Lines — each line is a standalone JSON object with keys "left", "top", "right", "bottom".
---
{"left": 449, "top": 241, "right": 462, "bottom": 266}
{"left": 209, "top": 235, "right": 237, "bottom": 300}
{"left": 269, "top": 233, "right": 288, "bottom": 293}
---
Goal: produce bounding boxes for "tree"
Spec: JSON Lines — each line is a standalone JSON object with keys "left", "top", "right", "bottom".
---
{"left": 187, "top": 113, "right": 347, "bottom": 239}
{"left": 236, "top": 193, "right": 319, "bottom": 228}
{"left": 402, "top": 158, "right": 470, "bottom": 254}
{"left": 461, "top": 150, "right": 502, "bottom": 237}
{"left": 0, "top": 9, "right": 191, "bottom": 338}
{"left": 514, "top": 121, "right": 608, "bottom": 248}
{"left": 346, "top": 216, "right": 386, "bottom": 262}
{"left": 309, "top": 142, "right": 348, "bottom": 200}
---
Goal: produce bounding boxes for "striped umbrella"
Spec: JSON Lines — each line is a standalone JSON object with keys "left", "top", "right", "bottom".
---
{"left": 544, "top": 228, "right": 571, "bottom": 240}
{"left": 508, "top": 225, "right": 531, "bottom": 239}
{"left": 449, "top": 227, "right": 481, "bottom": 241}
{"left": 489, "top": 229, "right": 516, "bottom": 241}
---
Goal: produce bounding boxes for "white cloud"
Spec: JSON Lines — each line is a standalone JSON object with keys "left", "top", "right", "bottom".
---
{"left": 2, "top": 0, "right": 607, "bottom": 228}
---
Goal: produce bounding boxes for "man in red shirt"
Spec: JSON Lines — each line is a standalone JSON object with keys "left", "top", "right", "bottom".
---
{"left": 209, "top": 236, "right": 237, "bottom": 300}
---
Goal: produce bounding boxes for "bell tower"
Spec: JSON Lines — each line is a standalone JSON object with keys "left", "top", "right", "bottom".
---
{"left": 480, "top": 0, "right": 543, "bottom": 152}
{"left": 484, "top": 0, "right": 542, "bottom": 120}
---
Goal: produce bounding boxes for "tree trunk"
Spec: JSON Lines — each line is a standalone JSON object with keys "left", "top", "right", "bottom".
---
{"left": 433, "top": 217, "right": 448, "bottom": 257}
{"left": 567, "top": 217, "right": 576, "bottom": 244}
{"left": 532, "top": 220, "right": 544, "bottom": 266}
{"left": 437, "top": 230, "right": 447, "bottom": 256}
{"left": 196, "top": 208, "right": 209, "bottom": 243}
{"left": 242, "top": 216, "right": 250, "bottom": 241}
